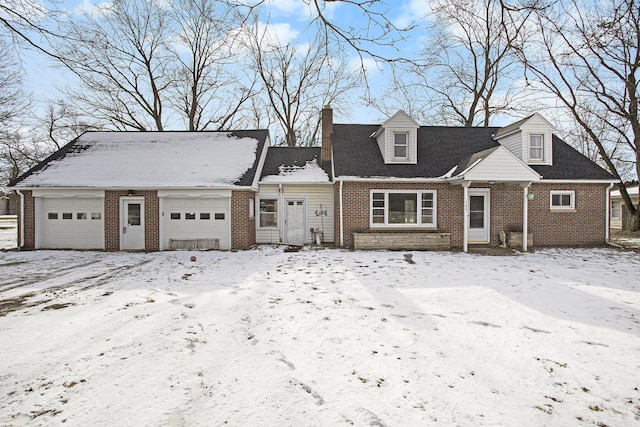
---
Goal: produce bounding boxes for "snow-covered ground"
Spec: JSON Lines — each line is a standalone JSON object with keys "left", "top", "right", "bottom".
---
{"left": 1, "top": 229, "right": 639, "bottom": 426}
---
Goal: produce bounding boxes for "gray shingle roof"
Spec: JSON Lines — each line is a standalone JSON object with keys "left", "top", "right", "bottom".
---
{"left": 260, "top": 147, "right": 332, "bottom": 180}
{"left": 332, "top": 124, "right": 614, "bottom": 181}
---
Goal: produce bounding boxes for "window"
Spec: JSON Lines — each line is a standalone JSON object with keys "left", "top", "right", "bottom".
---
{"left": 394, "top": 132, "right": 408, "bottom": 158}
{"left": 214, "top": 213, "right": 225, "bottom": 220}
{"left": 550, "top": 190, "right": 575, "bottom": 210}
{"left": 77, "top": 213, "right": 87, "bottom": 220}
{"left": 48, "top": 213, "right": 58, "bottom": 220}
{"left": 62, "top": 213, "right": 72, "bottom": 220}
{"left": 529, "top": 134, "right": 544, "bottom": 161}
{"left": 170, "top": 213, "right": 181, "bottom": 220}
{"left": 91, "top": 213, "right": 101, "bottom": 220}
{"left": 611, "top": 200, "right": 620, "bottom": 219}
{"left": 370, "top": 190, "right": 436, "bottom": 227}
{"left": 200, "top": 213, "right": 211, "bottom": 220}
{"left": 185, "top": 212, "right": 196, "bottom": 220}
{"left": 259, "top": 199, "right": 277, "bottom": 227}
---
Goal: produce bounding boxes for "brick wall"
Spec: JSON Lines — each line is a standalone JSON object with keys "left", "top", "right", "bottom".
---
{"left": 336, "top": 181, "right": 608, "bottom": 249}
{"left": 231, "top": 191, "right": 256, "bottom": 250}
{"left": 17, "top": 190, "right": 35, "bottom": 249}
{"left": 105, "top": 191, "right": 159, "bottom": 251}
{"left": 528, "top": 183, "right": 608, "bottom": 246}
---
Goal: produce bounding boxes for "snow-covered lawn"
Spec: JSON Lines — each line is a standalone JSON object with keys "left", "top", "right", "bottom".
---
{"left": 1, "top": 232, "right": 639, "bottom": 426}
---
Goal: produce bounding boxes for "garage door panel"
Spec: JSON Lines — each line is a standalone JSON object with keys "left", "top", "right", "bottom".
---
{"left": 163, "top": 198, "right": 230, "bottom": 250}
{"left": 40, "top": 198, "right": 104, "bottom": 249}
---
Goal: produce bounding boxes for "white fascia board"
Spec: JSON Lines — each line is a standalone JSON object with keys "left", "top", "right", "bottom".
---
{"left": 251, "top": 135, "right": 270, "bottom": 191}
{"left": 32, "top": 189, "right": 106, "bottom": 198}
{"left": 334, "top": 176, "right": 447, "bottom": 183}
{"left": 538, "top": 179, "right": 619, "bottom": 184}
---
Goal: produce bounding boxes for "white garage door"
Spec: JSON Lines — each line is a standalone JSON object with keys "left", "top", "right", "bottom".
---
{"left": 40, "top": 198, "right": 104, "bottom": 249}
{"left": 163, "top": 198, "right": 230, "bottom": 250}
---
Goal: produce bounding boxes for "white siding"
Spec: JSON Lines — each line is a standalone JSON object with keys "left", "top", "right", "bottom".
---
{"left": 521, "top": 114, "right": 554, "bottom": 165}
{"left": 463, "top": 147, "right": 540, "bottom": 182}
{"left": 380, "top": 111, "right": 419, "bottom": 164}
{"left": 497, "top": 132, "right": 523, "bottom": 159}
{"left": 256, "top": 184, "right": 334, "bottom": 244}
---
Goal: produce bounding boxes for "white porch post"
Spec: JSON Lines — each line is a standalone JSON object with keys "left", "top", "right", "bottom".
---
{"left": 462, "top": 182, "right": 470, "bottom": 253}
{"left": 522, "top": 183, "right": 531, "bottom": 252}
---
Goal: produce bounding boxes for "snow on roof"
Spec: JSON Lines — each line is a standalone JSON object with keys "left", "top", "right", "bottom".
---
{"left": 16, "top": 132, "right": 260, "bottom": 188}
{"left": 261, "top": 159, "right": 330, "bottom": 183}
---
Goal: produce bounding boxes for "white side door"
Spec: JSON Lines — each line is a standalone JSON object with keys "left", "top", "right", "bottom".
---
{"left": 121, "top": 198, "right": 145, "bottom": 250}
{"left": 468, "top": 189, "right": 490, "bottom": 243}
{"left": 285, "top": 199, "right": 306, "bottom": 246}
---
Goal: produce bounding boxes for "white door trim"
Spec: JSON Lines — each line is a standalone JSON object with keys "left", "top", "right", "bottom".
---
{"left": 467, "top": 188, "right": 490, "bottom": 244}
{"left": 120, "top": 197, "right": 145, "bottom": 250}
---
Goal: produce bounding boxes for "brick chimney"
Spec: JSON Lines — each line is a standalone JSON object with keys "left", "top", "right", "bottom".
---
{"left": 321, "top": 105, "right": 333, "bottom": 164}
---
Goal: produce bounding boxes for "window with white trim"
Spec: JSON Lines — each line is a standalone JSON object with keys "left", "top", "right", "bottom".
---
{"left": 611, "top": 200, "right": 620, "bottom": 219}
{"left": 259, "top": 199, "right": 277, "bottom": 228}
{"left": 550, "top": 190, "right": 575, "bottom": 210}
{"left": 529, "top": 134, "right": 544, "bottom": 161}
{"left": 393, "top": 132, "right": 408, "bottom": 158}
{"left": 370, "top": 190, "right": 436, "bottom": 226}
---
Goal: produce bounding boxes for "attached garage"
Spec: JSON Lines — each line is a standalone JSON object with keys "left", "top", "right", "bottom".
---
{"left": 36, "top": 196, "right": 105, "bottom": 249}
{"left": 161, "top": 195, "right": 231, "bottom": 250}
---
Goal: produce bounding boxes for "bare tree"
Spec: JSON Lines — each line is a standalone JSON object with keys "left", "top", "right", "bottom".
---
{"left": 54, "top": 0, "right": 173, "bottom": 131}
{"left": 377, "top": 0, "right": 534, "bottom": 126}
{"left": 519, "top": 0, "right": 640, "bottom": 230}
{"left": 168, "top": 0, "right": 257, "bottom": 131}
{"left": 245, "top": 21, "right": 361, "bottom": 146}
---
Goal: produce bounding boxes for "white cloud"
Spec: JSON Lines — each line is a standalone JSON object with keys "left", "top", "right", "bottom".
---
{"left": 396, "top": 0, "right": 433, "bottom": 29}
{"left": 74, "top": 0, "right": 113, "bottom": 18}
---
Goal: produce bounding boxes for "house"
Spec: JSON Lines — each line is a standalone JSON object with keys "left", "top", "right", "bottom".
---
{"left": 10, "top": 107, "right": 616, "bottom": 252}
{"left": 325, "top": 107, "right": 616, "bottom": 251}
{"left": 610, "top": 186, "right": 639, "bottom": 230}
{"left": 10, "top": 131, "right": 270, "bottom": 251}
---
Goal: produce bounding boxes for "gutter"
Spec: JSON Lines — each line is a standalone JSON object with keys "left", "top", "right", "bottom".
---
{"left": 16, "top": 189, "right": 24, "bottom": 249}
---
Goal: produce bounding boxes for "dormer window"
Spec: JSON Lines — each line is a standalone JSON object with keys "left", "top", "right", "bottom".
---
{"left": 394, "top": 132, "right": 408, "bottom": 158}
{"left": 529, "top": 134, "right": 544, "bottom": 161}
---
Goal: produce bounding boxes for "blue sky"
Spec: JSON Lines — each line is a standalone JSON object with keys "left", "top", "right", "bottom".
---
{"left": 17, "top": 0, "right": 433, "bottom": 126}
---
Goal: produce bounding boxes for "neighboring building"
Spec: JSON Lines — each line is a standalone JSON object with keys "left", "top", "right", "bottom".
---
{"left": 610, "top": 186, "right": 639, "bottom": 230}
{"left": 10, "top": 107, "right": 616, "bottom": 252}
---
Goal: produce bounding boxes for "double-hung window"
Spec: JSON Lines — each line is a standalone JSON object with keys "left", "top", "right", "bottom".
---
{"left": 550, "top": 190, "right": 575, "bottom": 210}
{"left": 371, "top": 190, "right": 436, "bottom": 227}
{"left": 529, "top": 134, "right": 544, "bottom": 161}
{"left": 259, "top": 199, "right": 278, "bottom": 227}
{"left": 394, "top": 132, "right": 408, "bottom": 159}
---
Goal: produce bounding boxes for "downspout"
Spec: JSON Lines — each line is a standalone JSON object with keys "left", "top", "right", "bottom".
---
{"left": 462, "top": 182, "right": 469, "bottom": 253}
{"left": 16, "top": 189, "right": 24, "bottom": 249}
{"left": 606, "top": 183, "right": 614, "bottom": 242}
{"left": 523, "top": 185, "right": 530, "bottom": 252}
{"left": 339, "top": 179, "right": 344, "bottom": 247}
{"left": 279, "top": 183, "right": 284, "bottom": 243}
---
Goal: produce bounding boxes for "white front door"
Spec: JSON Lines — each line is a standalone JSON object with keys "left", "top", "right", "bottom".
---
{"left": 285, "top": 199, "right": 305, "bottom": 245}
{"left": 121, "top": 198, "right": 145, "bottom": 250}
{"left": 468, "top": 189, "right": 490, "bottom": 243}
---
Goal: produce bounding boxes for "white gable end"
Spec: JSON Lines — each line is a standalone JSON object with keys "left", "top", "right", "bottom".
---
{"left": 461, "top": 146, "right": 541, "bottom": 182}
{"left": 495, "top": 113, "right": 555, "bottom": 166}
{"left": 378, "top": 110, "right": 419, "bottom": 164}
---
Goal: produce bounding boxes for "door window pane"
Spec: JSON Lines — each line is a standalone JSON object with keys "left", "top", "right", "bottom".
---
{"left": 128, "top": 203, "right": 141, "bottom": 225}
{"left": 470, "top": 196, "right": 484, "bottom": 228}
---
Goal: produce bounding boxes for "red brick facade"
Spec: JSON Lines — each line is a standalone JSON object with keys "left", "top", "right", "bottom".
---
{"left": 16, "top": 190, "right": 35, "bottom": 249}
{"left": 231, "top": 190, "right": 256, "bottom": 250}
{"left": 104, "top": 191, "right": 160, "bottom": 251}
{"left": 335, "top": 181, "right": 609, "bottom": 249}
